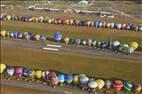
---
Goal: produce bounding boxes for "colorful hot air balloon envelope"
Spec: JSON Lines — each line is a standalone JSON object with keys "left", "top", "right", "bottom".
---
{"left": 64, "top": 37, "right": 70, "bottom": 44}
{"left": 51, "top": 76, "right": 59, "bottom": 85}
{"left": 69, "top": 38, "right": 75, "bottom": 45}
{"left": 48, "top": 72, "right": 56, "bottom": 79}
{"left": 13, "top": 32, "right": 18, "bottom": 39}
{"left": 105, "top": 80, "right": 112, "bottom": 89}
{"left": 15, "top": 67, "right": 23, "bottom": 76}
{"left": 79, "top": 76, "right": 89, "bottom": 85}
{"left": 133, "top": 83, "right": 142, "bottom": 93}
{"left": 40, "top": 35, "right": 46, "bottom": 41}
{"left": 6, "top": 67, "right": 15, "bottom": 76}
{"left": 81, "top": 39, "right": 87, "bottom": 46}
{"left": 75, "top": 39, "right": 80, "bottom": 46}
{"left": 0, "top": 63, "right": 6, "bottom": 74}
{"left": 0, "top": 30, "right": 7, "bottom": 37}
{"left": 10, "top": 32, "right": 14, "bottom": 38}
{"left": 88, "top": 81, "right": 98, "bottom": 89}
{"left": 35, "top": 70, "right": 42, "bottom": 79}
{"left": 92, "top": 39, "right": 97, "bottom": 47}
{"left": 6, "top": 15, "right": 11, "bottom": 21}
{"left": 22, "top": 68, "right": 32, "bottom": 77}
{"left": 17, "top": 32, "right": 23, "bottom": 39}
{"left": 42, "top": 71, "right": 50, "bottom": 80}
{"left": 54, "top": 32, "right": 62, "bottom": 42}
{"left": 58, "top": 74, "right": 65, "bottom": 83}
{"left": 124, "top": 82, "right": 133, "bottom": 92}
{"left": 112, "top": 41, "right": 120, "bottom": 47}
{"left": 87, "top": 39, "right": 92, "bottom": 47}
{"left": 34, "top": 34, "right": 40, "bottom": 40}
{"left": 73, "top": 75, "right": 79, "bottom": 85}
{"left": 113, "top": 80, "right": 124, "bottom": 91}
{"left": 129, "top": 42, "right": 138, "bottom": 50}
{"left": 96, "top": 79, "right": 105, "bottom": 89}
{"left": 65, "top": 74, "right": 73, "bottom": 84}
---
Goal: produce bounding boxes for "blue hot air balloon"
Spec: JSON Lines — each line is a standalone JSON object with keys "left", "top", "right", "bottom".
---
{"left": 54, "top": 32, "right": 62, "bottom": 42}
{"left": 40, "top": 35, "right": 46, "bottom": 41}
{"left": 58, "top": 74, "right": 65, "bottom": 84}
{"left": 65, "top": 74, "right": 73, "bottom": 84}
{"left": 13, "top": 32, "right": 18, "bottom": 39}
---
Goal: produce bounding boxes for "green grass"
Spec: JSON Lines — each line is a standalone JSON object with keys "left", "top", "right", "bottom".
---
{"left": 1, "top": 45, "right": 142, "bottom": 84}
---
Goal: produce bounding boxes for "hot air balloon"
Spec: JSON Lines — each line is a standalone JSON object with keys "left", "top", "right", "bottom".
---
{"left": 92, "top": 39, "right": 97, "bottom": 48}
{"left": 75, "top": 39, "right": 81, "bottom": 46}
{"left": 48, "top": 72, "right": 57, "bottom": 80}
{"left": 88, "top": 81, "right": 98, "bottom": 93}
{"left": 81, "top": 39, "right": 87, "bottom": 46}
{"left": 110, "top": 23, "right": 115, "bottom": 28}
{"left": 79, "top": 75, "right": 89, "bottom": 90}
{"left": 42, "top": 71, "right": 50, "bottom": 80}
{"left": 88, "top": 81, "right": 98, "bottom": 89}
{"left": 96, "top": 41, "right": 101, "bottom": 48}
{"left": 51, "top": 76, "right": 59, "bottom": 88}
{"left": 124, "top": 82, "right": 133, "bottom": 92}
{"left": 65, "top": 74, "right": 73, "bottom": 84}
{"left": 87, "top": 39, "right": 92, "bottom": 47}
{"left": 0, "top": 63, "right": 6, "bottom": 74}
{"left": 38, "top": 16, "right": 44, "bottom": 23}
{"left": 6, "top": 15, "right": 11, "bottom": 21}
{"left": 34, "top": 34, "right": 40, "bottom": 41}
{"left": 13, "top": 32, "right": 18, "bottom": 39}
{"left": 0, "top": 30, "right": 6, "bottom": 37}
{"left": 15, "top": 67, "right": 23, "bottom": 77}
{"left": 116, "top": 23, "right": 122, "bottom": 29}
{"left": 9, "top": 32, "right": 14, "bottom": 38}
{"left": 40, "top": 35, "right": 46, "bottom": 41}
{"left": 107, "top": 23, "right": 111, "bottom": 28}
{"left": 133, "top": 83, "right": 142, "bottom": 93}
{"left": 69, "top": 38, "right": 75, "bottom": 45}
{"left": 1, "top": 15, "right": 7, "bottom": 21}
{"left": 96, "top": 79, "right": 105, "bottom": 89}
{"left": 17, "top": 32, "right": 23, "bottom": 39}
{"left": 73, "top": 75, "right": 79, "bottom": 85}
{"left": 129, "top": 42, "right": 138, "bottom": 50}
{"left": 35, "top": 70, "right": 42, "bottom": 79}
{"left": 57, "top": 74, "right": 65, "bottom": 86}
{"left": 54, "top": 32, "right": 62, "bottom": 42}
{"left": 6, "top": 31, "right": 10, "bottom": 37}
{"left": 112, "top": 41, "right": 120, "bottom": 52}
{"left": 64, "top": 37, "right": 70, "bottom": 44}
{"left": 113, "top": 80, "right": 124, "bottom": 92}
{"left": 6, "top": 67, "right": 15, "bottom": 80}
{"left": 30, "top": 34, "right": 35, "bottom": 40}
{"left": 94, "top": 20, "right": 100, "bottom": 28}
{"left": 105, "top": 80, "right": 112, "bottom": 89}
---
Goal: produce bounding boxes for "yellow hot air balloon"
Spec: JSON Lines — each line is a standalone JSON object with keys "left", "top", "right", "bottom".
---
{"left": 34, "top": 34, "right": 40, "bottom": 40}
{"left": 129, "top": 42, "right": 138, "bottom": 50}
{"left": 35, "top": 70, "right": 42, "bottom": 79}
{"left": 0, "top": 63, "right": 6, "bottom": 74}
{"left": 96, "top": 79, "right": 105, "bottom": 89}
{"left": 6, "top": 15, "right": 11, "bottom": 21}
{"left": 0, "top": 30, "right": 7, "bottom": 37}
{"left": 64, "top": 37, "right": 70, "bottom": 44}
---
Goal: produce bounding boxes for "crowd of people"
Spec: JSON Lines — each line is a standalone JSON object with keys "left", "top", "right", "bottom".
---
{"left": 0, "top": 64, "right": 142, "bottom": 94}
{"left": 1, "top": 14, "right": 142, "bottom": 32}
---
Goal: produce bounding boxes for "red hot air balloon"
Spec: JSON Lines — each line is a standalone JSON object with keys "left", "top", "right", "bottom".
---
{"left": 113, "top": 80, "right": 124, "bottom": 92}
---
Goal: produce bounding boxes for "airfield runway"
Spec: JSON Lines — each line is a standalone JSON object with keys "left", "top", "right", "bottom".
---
{"left": 1, "top": 38, "right": 142, "bottom": 62}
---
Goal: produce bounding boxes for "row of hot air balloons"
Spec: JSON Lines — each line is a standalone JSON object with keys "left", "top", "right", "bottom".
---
{"left": 54, "top": 32, "right": 139, "bottom": 54}
{"left": 0, "top": 30, "right": 46, "bottom": 41}
{"left": 1, "top": 30, "right": 139, "bottom": 54}
{"left": 1, "top": 14, "right": 142, "bottom": 32}
{"left": 0, "top": 63, "right": 141, "bottom": 93}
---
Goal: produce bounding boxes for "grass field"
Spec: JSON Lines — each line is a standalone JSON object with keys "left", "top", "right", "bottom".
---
{"left": 1, "top": 1, "right": 142, "bottom": 94}
{"left": 1, "top": 45, "right": 142, "bottom": 84}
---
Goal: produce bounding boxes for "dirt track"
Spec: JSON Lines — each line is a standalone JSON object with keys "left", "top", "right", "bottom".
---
{"left": 1, "top": 38, "right": 142, "bottom": 62}
{"left": 0, "top": 78, "right": 88, "bottom": 94}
